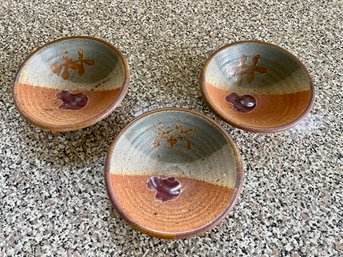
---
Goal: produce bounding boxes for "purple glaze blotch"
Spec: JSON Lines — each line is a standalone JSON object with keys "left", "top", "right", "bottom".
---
{"left": 56, "top": 90, "right": 88, "bottom": 110}
{"left": 225, "top": 92, "right": 256, "bottom": 113}
{"left": 147, "top": 176, "right": 181, "bottom": 202}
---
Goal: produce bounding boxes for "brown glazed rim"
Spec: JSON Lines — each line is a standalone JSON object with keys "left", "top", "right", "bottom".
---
{"left": 200, "top": 40, "right": 315, "bottom": 133}
{"left": 12, "top": 36, "right": 130, "bottom": 132}
{"left": 104, "top": 108, "right": 244, "bottom": 239}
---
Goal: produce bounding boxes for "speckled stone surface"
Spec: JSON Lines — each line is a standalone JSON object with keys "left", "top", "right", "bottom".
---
{"left": 1, "top": 0, "right": 342, "bottom": 256}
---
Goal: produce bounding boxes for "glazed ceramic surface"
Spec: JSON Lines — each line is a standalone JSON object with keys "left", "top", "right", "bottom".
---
{"left": 201, "top": 41, "right": 314, "bottom": 132}
{"left": 13, "top": 36, "right": 129, "bottom": 131}
{"left": 105, "top": 109, "right": 243, "bottom": 239}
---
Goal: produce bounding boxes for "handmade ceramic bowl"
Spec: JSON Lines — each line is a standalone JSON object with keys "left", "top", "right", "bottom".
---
{"left": 13, "top": 36, "right": 129, "bottom": 131}
{"left": 200, "top": 41, "right": 314, "bottom": 133}
{"left": 105, "top": 108, "right": 243, "bottom": 239}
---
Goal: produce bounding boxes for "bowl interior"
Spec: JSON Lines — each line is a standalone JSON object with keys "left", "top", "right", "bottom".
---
{"left": 14, "top": 37, "right": 127, "bottom": 131}
{"left": 202, "top": 42, "right": 313, "bottom": 132}
{"left": 106, "top": 110, "right": 242, "bottom": 238}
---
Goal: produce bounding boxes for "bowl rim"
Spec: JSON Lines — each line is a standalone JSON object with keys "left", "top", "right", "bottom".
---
{"left": 200, "top": 40, "right": 315, "bottom": 133}
{"left": 12, "top": 36, "right": 130, "bottom": 132}
{"left": 104, "top": 107, "right": 244, "bottom": 239}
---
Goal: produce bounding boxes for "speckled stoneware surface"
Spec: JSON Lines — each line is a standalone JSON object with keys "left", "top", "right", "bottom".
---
{"left": 13, "top": 36, "right": 129, "bottom": 131}
{"left": 1, "top": 0, "right": 342, "bottom": 256}
{"left": 201, "top": 41, "right": 314, "bottom": 132}
{"left": 105, "top": 109, "right": 243, "bottom": 239}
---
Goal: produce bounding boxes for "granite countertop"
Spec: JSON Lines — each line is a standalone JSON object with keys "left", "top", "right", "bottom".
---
{"left": 1, "top": 0, "right": 342, "bottom": 256}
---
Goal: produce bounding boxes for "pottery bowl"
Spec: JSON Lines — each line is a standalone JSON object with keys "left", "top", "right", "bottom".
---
{"left": 201, "top": 41, "right": 314, "bottom": 133}
{"left": 13, "top": 36, "right": 129, "bottom": 131}
{"left": 105, "top": 108, "right": 243, "bottom": 239}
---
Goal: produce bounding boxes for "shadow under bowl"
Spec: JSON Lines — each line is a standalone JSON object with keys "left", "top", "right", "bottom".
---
{"left": 104, "top": 108, "right": 243, "bottom": 239}
{"left": 200, "top": 41, "right": 314, "bottom": 133}
{"left": 13, "top": 36, "right": 129, "bottom": 132}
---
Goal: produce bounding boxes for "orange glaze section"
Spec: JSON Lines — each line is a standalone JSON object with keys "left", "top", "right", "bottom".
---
{"left": 108, "top": 174, "right": 235, "bottom": 234}
{"left": 205, "top": 83, "right": 312, "bottom": 128}
{"left": 15, "top": 83, "right": 121, "bottom": 127}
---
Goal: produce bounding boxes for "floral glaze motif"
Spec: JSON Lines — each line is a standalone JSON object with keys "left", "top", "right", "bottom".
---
{"left": 147, "top": 176, "right": 181, "bottom": 202}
